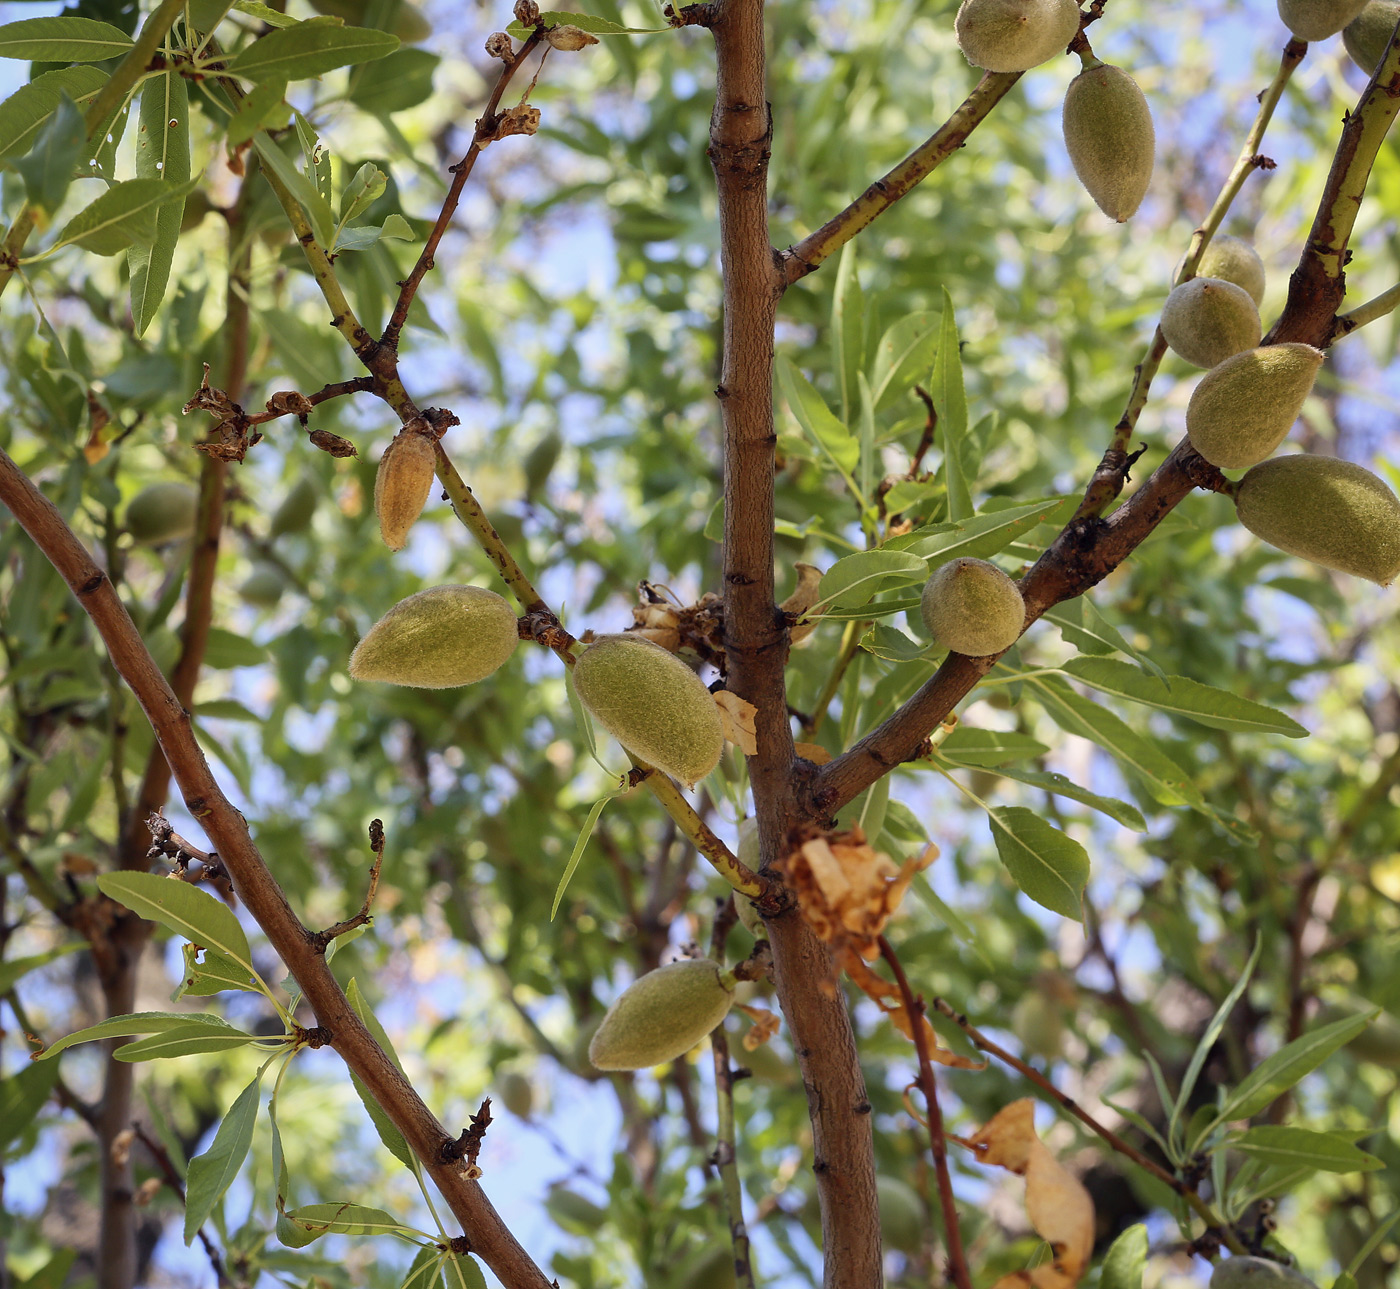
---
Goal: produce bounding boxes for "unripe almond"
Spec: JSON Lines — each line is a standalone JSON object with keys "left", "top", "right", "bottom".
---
{"left": 953, "top": 0, "right": 1080, "bottom": 72}
{"left": 1185, "top": 343, "right": 1324, "bottom": 470}
{"left": 125, "top": 482, "right": 199, "bottom": 544}
{"left": 572, "top": 634, "right": 724, "bottom": 787}
{"left": 348, "top": 584, "right": 519, "bottom": 687}
{"left": 498, "top": 1072, "right": 533, "bottom": 1118}
{"left": 238, "top": 561, "right": 286, "bottom": 609}
{"left": 919, "top": 558, "right": 1025, "bottom": 657}
{"left": 1195, "top": 236, "right": 1267, "bottom": 307}
{"left": 1210, "top": 1257, "right": 1319, "bottom": 1289}
{"left": 544, "top": 1185, "right": 607, "bottom": 1232}
{"left": 1343, "top": 0, "right": 1400, "bottom": 73}
{"left": 269, "top": 475, "right": 318, "bottom": 537}
{"left": 1235, "top": 454, "right": 1400, "bottom": 585}
{"left": 374, "top": 428, "right": 437, "bottom": 552}
{"left": 588, "top": 959, "right": 736, "bottom": 1070}
{"left": 1277, "top": 0, "right": 1369, "bottom": 40}
{"left": 1062, "top": 60, "right": 1155, "bottom": 222}
{"left": 1161, "top": 277, "right": 1263, "bottom": 369}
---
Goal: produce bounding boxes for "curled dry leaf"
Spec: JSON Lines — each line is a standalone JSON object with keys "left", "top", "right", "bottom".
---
{"left": 958, "top": 1099, "right": 1094, "bottom": 1289}
{"left": 780, "top": 561, "right": 823, "bottom": 643}
{"left": 631, "top": 600, "right": 681, "bottom": 652}
{"left": 734, "top": 1003, "right": 780, "bottom": 1051}
{"left": 714, "top": 690, "right": 758, "bottom": 755}
{"left": 793, "top": 740, "right": 833, "bottom": 766}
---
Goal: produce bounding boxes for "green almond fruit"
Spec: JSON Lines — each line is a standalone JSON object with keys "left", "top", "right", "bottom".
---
{"left": 877, "top": 1176, "right": 925, "bottom": 1255}
{"left": 588, "top": 959, "right": 736, "bottom": 1071}
{"left": 269, "top": 475, "right": 318, "bottom": 537}
{"left": 125, "top": 482, "right": 200, "bottom": 544}
{"left": 1278, "top": 0, "right": 1370, "bottom": 40}
{"left": 1062, "top": 60, "right": 1155, "bottom": 222}
{"left": 498, "top": 1071, "right": 534, "bottom": 1118}
{"left": 1161, "top": 277, "right": 1262, "bottom": 369}
{"left": 1185, "top": 343, "right": 1324, "bottom": 470}
{"left": 1196, "top": 235, "right": 1267, "bottom": 307}
{"left": 238, "top": 561, "right": 286, "bottom": 609}
{"left": 572, "top": 634, "right": 724, "bottom": 788}
{"left": 1235, "top": 454, "right": 1400, "bottom": 585}
{"left": 1343, "top": 0, "right": 1400, "bottom": 72}
{"left": 1210, "top": 1257, "right": 1319, "bottom": 1289}
{"left": 953, "top": 0, "right": 1080, "bottom": 72}
{"left": 919, "top": 558, "right": 1025, "bottom": 657}
{"left": 348, "top": 585, "right": 519, "bottom": 687}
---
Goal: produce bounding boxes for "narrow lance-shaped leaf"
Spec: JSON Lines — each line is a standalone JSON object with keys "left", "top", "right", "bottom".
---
{"left": 989, "top": 765, "right": 1147, "bottom": 831}
{"left": 816, "top": 549, "right": 927, "bottom": 611}
{"left": 51, "top": 176, "right": 198, "bottom": 256}
{"left": 97, "top": 871, "right": 253, "bottom": 969}
{"left": 831, "top": 242, "right": 863, "bottom": 422}
{"left": 777, "top": 355, "right": 859, "bottom": 477}
{"left": 0, "top": 66, "right": 107, "bottom": 160}
{"left": 1214, "top": 1009, "right": 1380, "bottom": 1125}
{"left": 0, "top": 942, "right": 82, "bottom": 995}
{"left": 345, "top": 977, "right": 418, "bottom": 1171}
{"left": 129, "top": 70, "right": 191, "bottom": 336}
{"left": 184, "top": 1072, "right": 262, "bottom": 1244}
{"left": 894, "top": 496, "right": 1076, "bottom": 565}
{"left": 0, "top": 16, "right": 135, "bottom": 62}
{"left": 38, "top": 1010, "right": 241, "bottom": 1060}
{"left": 13, "top": 92, "right": 85, "bottom": 216}
{"left": 1099, "top": 1225, "right": 1148, "bottom": 1289}
{"left": 112, "top": 1023, "right": 259, "bottom": 1061}
{"left": 227, "top": 17, "right": 400, "bottom": 82}
{"left": 1232, "top": 1126, "right": 1383, "bottom": 1173}
{"left": 985, "top": 804, "right": 1088, "bottom": 921}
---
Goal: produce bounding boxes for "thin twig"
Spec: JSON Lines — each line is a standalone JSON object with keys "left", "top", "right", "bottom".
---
{"left": 1333, "top": 281, "right": 1400, "bottom": 336}
{"left": 878, "top": 938, "right": 971, "bottom": 1289}
{"left": 382, "top": 29, "right": 547, "bottom": 350}
{"left": 311, "top": 820, "right": 386, "bottom": 951}
{"left": 929, "top": 996, "right": 1247, "bottom": 1254}
{"left": 709, "top": 898, "right": 756, "bottom": 1289}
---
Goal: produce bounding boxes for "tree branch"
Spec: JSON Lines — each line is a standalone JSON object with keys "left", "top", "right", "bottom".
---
{"left": 0, "top": 449, "right": 554, "bottom": 1289}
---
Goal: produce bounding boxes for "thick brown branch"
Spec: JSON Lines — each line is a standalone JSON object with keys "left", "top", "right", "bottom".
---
{"left": 0, "top": 452, "right": 553, "bottom": 1289}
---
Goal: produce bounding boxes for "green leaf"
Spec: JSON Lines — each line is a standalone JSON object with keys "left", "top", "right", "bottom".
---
{"left": 505, "top": 10, "right": 668, "bottom": 37}
{"left": 1232, "top": 1126, "right": 1382, "bottom": 1174}
{"left": 1099, "top": 1224, "right": 1148, "bottom": 1289}
{"left": 128, "top": 71, "right": 191, "bottom": 337}
{"left": 893, "top": 496, "right": 1076, "bottom": 565}
{"left": 552, "top": 792, "right": 615, "bottom": 920}
{"left": 986, "top": 805, "right": 1088, "bottom": 920}
{"left": 52, "top": 176, "right": 197, "bottom": 256}
{"left": 400, "top": 1247, "right": 447, "bottom": 1289}
{"left": 228, "top": 17, "right": 400, "bottom": 83}
{"left": 184, "top": 1073, "right": 262, "bottom": 1243}
{"left": 1174, "top": 936, "right": 1262, "bottom": 1147}
{"left": 378, "top": 212, "right": 413, "bottom": 240}
{"left": 989, "top": 766, "right": 1147, "bottom": 831}
{"left": 935, "top": 727, "right": 1049, "bottom": 768}
{"left": 15, "top": 1249, "right": 75, "bottom": 1289}
{"left": 226, "top": 78, "right": 287, "bottom": 148}
{"left": 0, "top": 1061, "right": 60, "bottom": 1150}
{"left": 174, "top": 942, "right": 260, "bottom": 998}
{"left": 0, "top": 943, "right": 82, "bottom": 996}
{"left": 280, "top": 1202, "right": 409, "bottom": 1246}
{"left": 1029, "top": 675, "right": 1205, "bottom": 810}
{"left": 97, "top": 871, "right": 253, "bottom": 968}
{"left": 831, "top": 242, "right": 863, "bottom": 422}
{"left": 348, "top": 48, "right": 439, "bottom": 114}
{"left": 38, "top": 1010, "right": 240, "bottom": 1059}
{"left": 0, "top": 16, "right": 135, "bottom": 62}
{"left": 816, "top": 549, "right": 927, "bottom": 611}
{"left": 933, "top": 287, "right": 970, "bottom": 521}
{"left": 861, "top": 623, "right": 929, "bottom": 662}
{"left": 14, "top": 92, "right": 85, "bottom": 215}
{"left": 1216, "top": 1011, "right": 1380, "bottom": 1124}
{"left": 339, "top": 162, "right": 386, "bottom": 225}
{"left": 0, "top": 66, "right": 107, "bottom": 160}
{"left": 252, "top": 131, "right": 335, "bottom": 247}
{"left": 1343, "top": 1208, "right": 1400, "bottom": 1278}
{"left": 202, "top": 626, "right": 269, "bottom": 668}
{"left": 777, "top": 356, "right": 858, "bottom": 477}
{"left": 345, "top": 978, "right": 418, "bottom": 1170}
{"left": 1062, "top": 658, "right": 1308, "bottom": 738}
{"left": 1044, "top": 597, "right": 1165, "bottom": 681}
{"left": 869, "top": 309, "right": 938, "bottom": 410}
{"left": 113, "top": 1023, "right": 258, "bottom": 1061}
{"left": 440, "top": 1253, "right": 488, "bottom": 1289}
{"left": 232, "top": 0, "right": 302, "bottom": 27}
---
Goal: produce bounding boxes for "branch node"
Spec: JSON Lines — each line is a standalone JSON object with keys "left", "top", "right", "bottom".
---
{"left": 310, "top": 820, "right": 386, "bottom": 951}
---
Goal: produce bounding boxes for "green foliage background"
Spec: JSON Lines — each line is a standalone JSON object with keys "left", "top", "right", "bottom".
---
{"left": 2, "top": 0, "right": 1400, "bottom": 1285}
